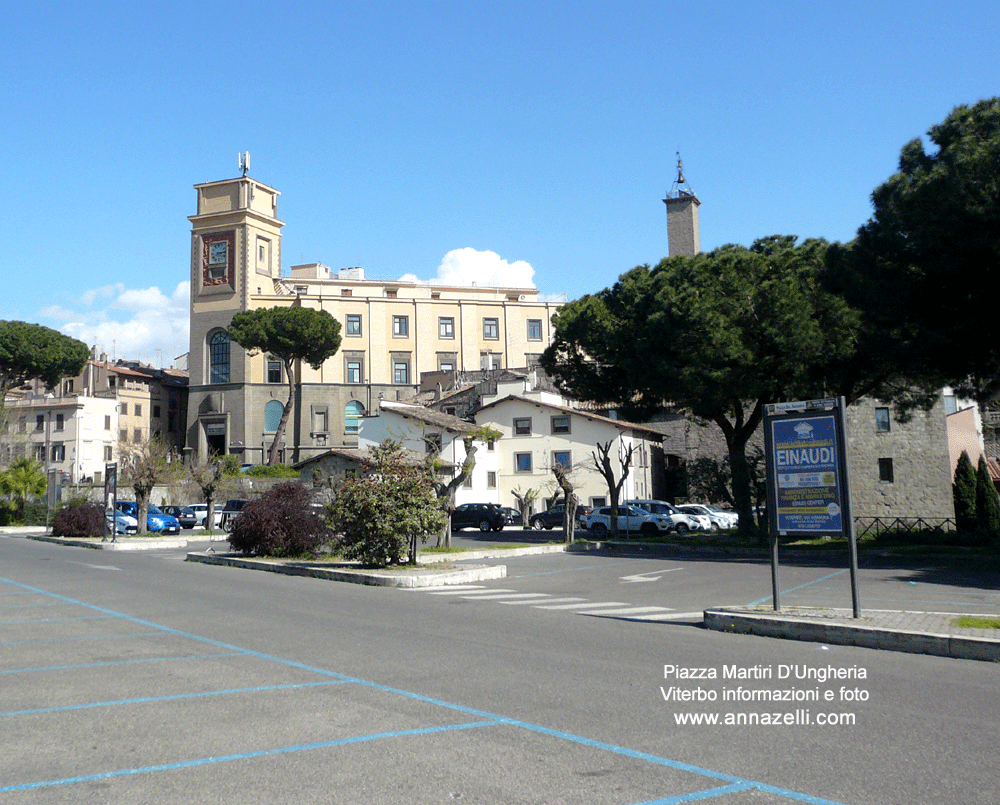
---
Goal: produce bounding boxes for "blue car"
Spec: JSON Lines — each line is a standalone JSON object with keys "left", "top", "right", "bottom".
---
{"left": 115, "top": 501, "right": 181, "bottom": 534}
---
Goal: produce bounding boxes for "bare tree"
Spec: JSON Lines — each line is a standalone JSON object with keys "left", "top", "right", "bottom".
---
{"left": 591, "top": 440, "right": 635, "bottom": 538}
{"left": 185, "top": 456, "right": 225, "bottom": 543}
{"left": 551, "top": 463, "right": 579, "bottom": 544}
{"left": 511, "top": 486, "right": 538, "bottom": 530}
{"left": 427, "top": 425, "right": 501, "bottom": 547}
{"left": 119, "top": 435, "right": 178, "bottom": 534}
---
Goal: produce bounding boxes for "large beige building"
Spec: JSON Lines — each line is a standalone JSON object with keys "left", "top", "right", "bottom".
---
{"left": 186, "top": 174, "right": 562, "bottom": 464}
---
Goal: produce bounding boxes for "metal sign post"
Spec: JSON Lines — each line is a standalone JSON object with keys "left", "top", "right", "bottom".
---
{"left": 103, "top": 463, "right": 118, "bottom": 543}
{"left": 763, "top": 398, "right": 860, "bottom": 618}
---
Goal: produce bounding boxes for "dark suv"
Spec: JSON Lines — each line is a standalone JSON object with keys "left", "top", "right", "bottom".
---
{"left": 220, "top": 499, "right": 249, "bottom": 532}
{"left": 451, "top": 503, "right": 505, "bottom": 532}
{"left": 529, "top": 504, "right": 591, "bottom": 530}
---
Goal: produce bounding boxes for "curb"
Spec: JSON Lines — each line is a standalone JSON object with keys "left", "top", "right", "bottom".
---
{"left": 703, "top": 608, "right": 1000, "bottom": 662}
{"left": 29, "top": 535, "right": 191, "bottom": 551}
{"left": 186, "top": 552, "right": 507, "bottom": 588}
{"left": 419, "top": 543, "right": 569, "bottom": 562}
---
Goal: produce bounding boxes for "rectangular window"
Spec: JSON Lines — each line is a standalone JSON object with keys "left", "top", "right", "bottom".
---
{"left": 133, "top": 428, "right": 142, "bottom": 442}
{"left": 104, "top": 445, "right": 113, "bottom": 461}
{"left": 105, "top": 415, "right": 112, "bottom": 430}
{"left": 51, "top": 443, "right": 65, "bottom": 462}
{"left": 392, "top": 315, "right": 409, "bottom": 337}
{"left": 425, "top": 433, "right": 442, "bottom": 454}
{"left": 553, "top": 450, "right": 572, "bottom": 470}
{"left": 153, "top": 405, "right": 161, "bottom": 419}
{"left": 267, "top": 358, "right": 282, "bottom": 384}
{"left": 393, "top": 360, "right": 410, "bottom": 385}
{"left": 120, "top": 403, "right": 127, "bottom": 415}
{"left": 35, "top": 415, "right": 43, "bottom": 432}
{"left": 551, "top": 415, "right": 571, "bottom": 434}
{"left": 346, "top": 359, "right": 363, "bottom": 384}
{"left": 34, "top": 444, "right": 45, "bottom": 462}
{"left": 515, "top": 452, "right": 533, "bottom": 473}
{"left": 483, "top": 317, "right": 499, "bottom": 340}
{"left": 513, "top": 417, "right": 532, "bottom": 435}
{"left": 134, "top": 404, "right": 142, "bottom": 417}
{"left": 55, "top": 414, "right": 64, "bottom": 431}
{"left": 875, "top": 407, "right": 891, "bottom": 432}
{"left": 345, "top": 314, "right": 362, "bottom": 336}
{"left": 527, "top": 319, "right": 542, "bottom": 341}
{"left": 462, "top": 474, "right": 473, "bottom": 489}
{"left": 313, "top": 409, "right": 328, "bottom": 433}
{"left": 439, "top": 317, "right": 455, "bottom": 339}
{"left": 487, "top": 471, "right": 497, "bottom": 489}
{"left": 878, "top": 457, "right": 894, "bottom": 482}
{"left": 120, "top": 429, "right": 128, "bottom": 442}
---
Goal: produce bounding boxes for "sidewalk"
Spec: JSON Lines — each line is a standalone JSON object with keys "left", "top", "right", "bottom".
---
{"left": 704, "top": 605, "right": 1000, "bottom": 662}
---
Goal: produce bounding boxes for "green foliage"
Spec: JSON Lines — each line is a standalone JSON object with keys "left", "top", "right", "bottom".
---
{"left": 845, "top": 98, "right": 1000, "bottom": 406}
{"left": 975, "top": 455, "right": 1000, "bottom": 532}
{"left": 52, "top": 499, "right": 104, "bottom": 538}
{"left": 541, "top": 236, "right": 856, "bottom": 534}
{"left": 218, "top": 455, "right": 243, "bottom": 476}
{"left": 245, "top": 464, "right": 300, "bottom": 478}
{"left": 0, "top": 457, "right": 47, "bottom": 521}
{"left": 0, "top": 321, "right": 89, "bottom": 402}
{"left": 329, "top": 441, "right": 446, "bottom": 567}
{"left": 953, "top": 451, "right": 977, "bottom": 532}
{"left": 228, "top": 306, "right": 342, "bottom": 464}
{"left": 228, "top": 482, "right": 331, "bottom": 557}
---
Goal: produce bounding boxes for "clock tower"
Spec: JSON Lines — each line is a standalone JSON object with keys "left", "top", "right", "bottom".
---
{"left": 186, "top": 172, "right": 284, "bottom": 458}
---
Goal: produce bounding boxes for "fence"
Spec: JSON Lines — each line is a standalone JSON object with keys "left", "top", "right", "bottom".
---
{"left": 854, "top": 517, "right": 956, "bottom": 537}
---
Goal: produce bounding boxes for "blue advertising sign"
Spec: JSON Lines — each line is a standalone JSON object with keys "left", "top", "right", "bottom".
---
{"left": 769, "top": 413, "right": 843, "bottom": 534}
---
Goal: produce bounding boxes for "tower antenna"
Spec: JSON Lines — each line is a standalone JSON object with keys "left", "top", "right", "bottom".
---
{"left": 239, "top": 151, "right": 251, "bottom": 177}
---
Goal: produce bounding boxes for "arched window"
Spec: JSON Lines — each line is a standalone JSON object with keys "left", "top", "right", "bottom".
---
{"left": 345, "top": 401, "right": 365, "bottom": 434}
{"left": 264, "top": 400, "right": 284, "bottom": 433}
{"left": 209, "top": 331, "right": 230, "bottom": 384}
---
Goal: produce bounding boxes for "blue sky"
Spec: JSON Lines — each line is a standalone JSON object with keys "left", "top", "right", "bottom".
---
{"left": 3, "top": 1, "right": 997, "bottom": 368}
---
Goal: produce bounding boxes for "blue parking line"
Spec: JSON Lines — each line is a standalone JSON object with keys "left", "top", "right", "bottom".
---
{"left": 0, "top": 680, "right": 350, "bottom": 718}
{"left": 0, "top": 651, "right": 245, "bottom": 676}
{"left": 0, "top": 576, "right": 851, "bottom": 805}
{"left": 0, "top": 721, "right": 497, "bottom": 793}
{"left": 748, "top": 569, "right": 848, "bottom": 606}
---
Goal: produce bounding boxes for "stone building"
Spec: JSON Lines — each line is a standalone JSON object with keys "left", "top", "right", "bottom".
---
{"left": 185, "top": 173, "right": 563, "bottom": 464}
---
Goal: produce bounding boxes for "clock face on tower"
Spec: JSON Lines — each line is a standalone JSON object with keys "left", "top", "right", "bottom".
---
{"left": 203, "top": 232, "right": 235, "bottom": 287}
{"left": 209, "top": 242, "right": 228, "bottom": 265}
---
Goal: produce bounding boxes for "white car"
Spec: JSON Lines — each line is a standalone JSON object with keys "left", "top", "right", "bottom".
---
{"left": 585, "top": 505, "right": 674, "bottom": 536}
{"left": 677, "top": 505, "right": 715, "bottom": 531}
{"left": 187, "top": 504, "right": 223, "bottom": 529}
{"left": 626, "top": 500, "right": 698, "bottom": 533}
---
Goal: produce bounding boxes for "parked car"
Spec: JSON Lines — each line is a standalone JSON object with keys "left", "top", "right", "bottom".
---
{"left": 625, "top": 499, "right": 697, "bottom": 533}
{"left": 707, "top": 506, "right": 739, "bottom": 529}
{"left": 220, "top": 499, "right": 249, "bottom": 532}
{"left": 676, "top": 505, "right": 713, "bottom": 531}
{"left": 678, "top": 503, "right": 735, "bottom": 531}
{"left": 161, "top": 505, "right": 198, "bottom": 530}
{"left": 529, "top": 504, "right": 591, "bottom": 531}
{"left": 105, "top": 511, "right": 138, "bottom": 536}
{"left": 585, "top": 505, "right": 674, "bottom": 536}
{"left": 451, "top": 503, "right": 505, "bottom": 532}
{"left": 114, "top": 501, "right": 181, "bottom": 534}
{"left": 187, "top": 503, "right": 223, "bottom": 529}
{"left": 499, "top": 507, "right": 523, "bottom": 527}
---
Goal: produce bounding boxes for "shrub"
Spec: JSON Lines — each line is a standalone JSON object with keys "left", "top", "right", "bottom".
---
{"left": 228, "top": 482, "right": 331, "bottom": 557}
{"left": 328, "top": 441, "right": 446, "bottom": 567}
{"left": 245, "top": 464, "right": 300, "bottom": 479}
{"left": 52, "top": 500, "right": 105, "bottom": 538}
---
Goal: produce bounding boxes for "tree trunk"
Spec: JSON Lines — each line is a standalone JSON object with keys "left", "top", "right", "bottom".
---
{"left": 714, "top": 400, "right": 764, "bottom": 540}
{"left": 267, "top": 359, "right": 296, "bottom": 465}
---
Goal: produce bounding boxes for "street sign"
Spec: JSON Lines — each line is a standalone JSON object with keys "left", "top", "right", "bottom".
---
{"left": 763, "top": 397, "right": 860, "bottom": 617}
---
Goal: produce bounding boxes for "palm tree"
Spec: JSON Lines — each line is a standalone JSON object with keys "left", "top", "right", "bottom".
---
{"left": 0, "top": 457, "right": 46, "bottom": 521}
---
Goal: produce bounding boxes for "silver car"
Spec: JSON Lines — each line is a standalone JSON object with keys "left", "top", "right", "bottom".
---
{"left": 585, "top": 505, "right": 674, "bottom": 536}
{"left": 625, "top": 500, "right": 698, "bottom": 533}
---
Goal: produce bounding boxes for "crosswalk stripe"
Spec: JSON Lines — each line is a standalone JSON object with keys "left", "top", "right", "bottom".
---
{"left": 635, "top": 611, "right": 704, "bottom": 621}
{"left": 426, "top": 588, "right": 513, "bottom": 596}
{"left": 459, "top": 591, "right": 543, "bottom": 600}
{"left": 532, "top": 601, "right": 630, "bottom": 610}
{"left": 494, "top": 594, "right": 558, "bottom": 604}
{"left": 578, "top": 606, "right": 674, "bottom": 617}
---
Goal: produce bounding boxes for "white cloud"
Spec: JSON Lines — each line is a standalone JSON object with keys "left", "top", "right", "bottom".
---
{"left": 45, "top": 281, "right": 190, "bottom": 368}
{"left": 399, "top": 248, "right": 536, "bottom": 288}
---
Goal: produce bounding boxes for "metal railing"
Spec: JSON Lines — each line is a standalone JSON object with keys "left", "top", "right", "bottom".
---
{"left": 854, "top": 517, "right": 956, "bottom": 537}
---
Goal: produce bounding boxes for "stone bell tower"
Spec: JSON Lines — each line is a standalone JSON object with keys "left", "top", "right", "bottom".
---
{"left": 663, "top": 154, "right": 700, "bottom": 257}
